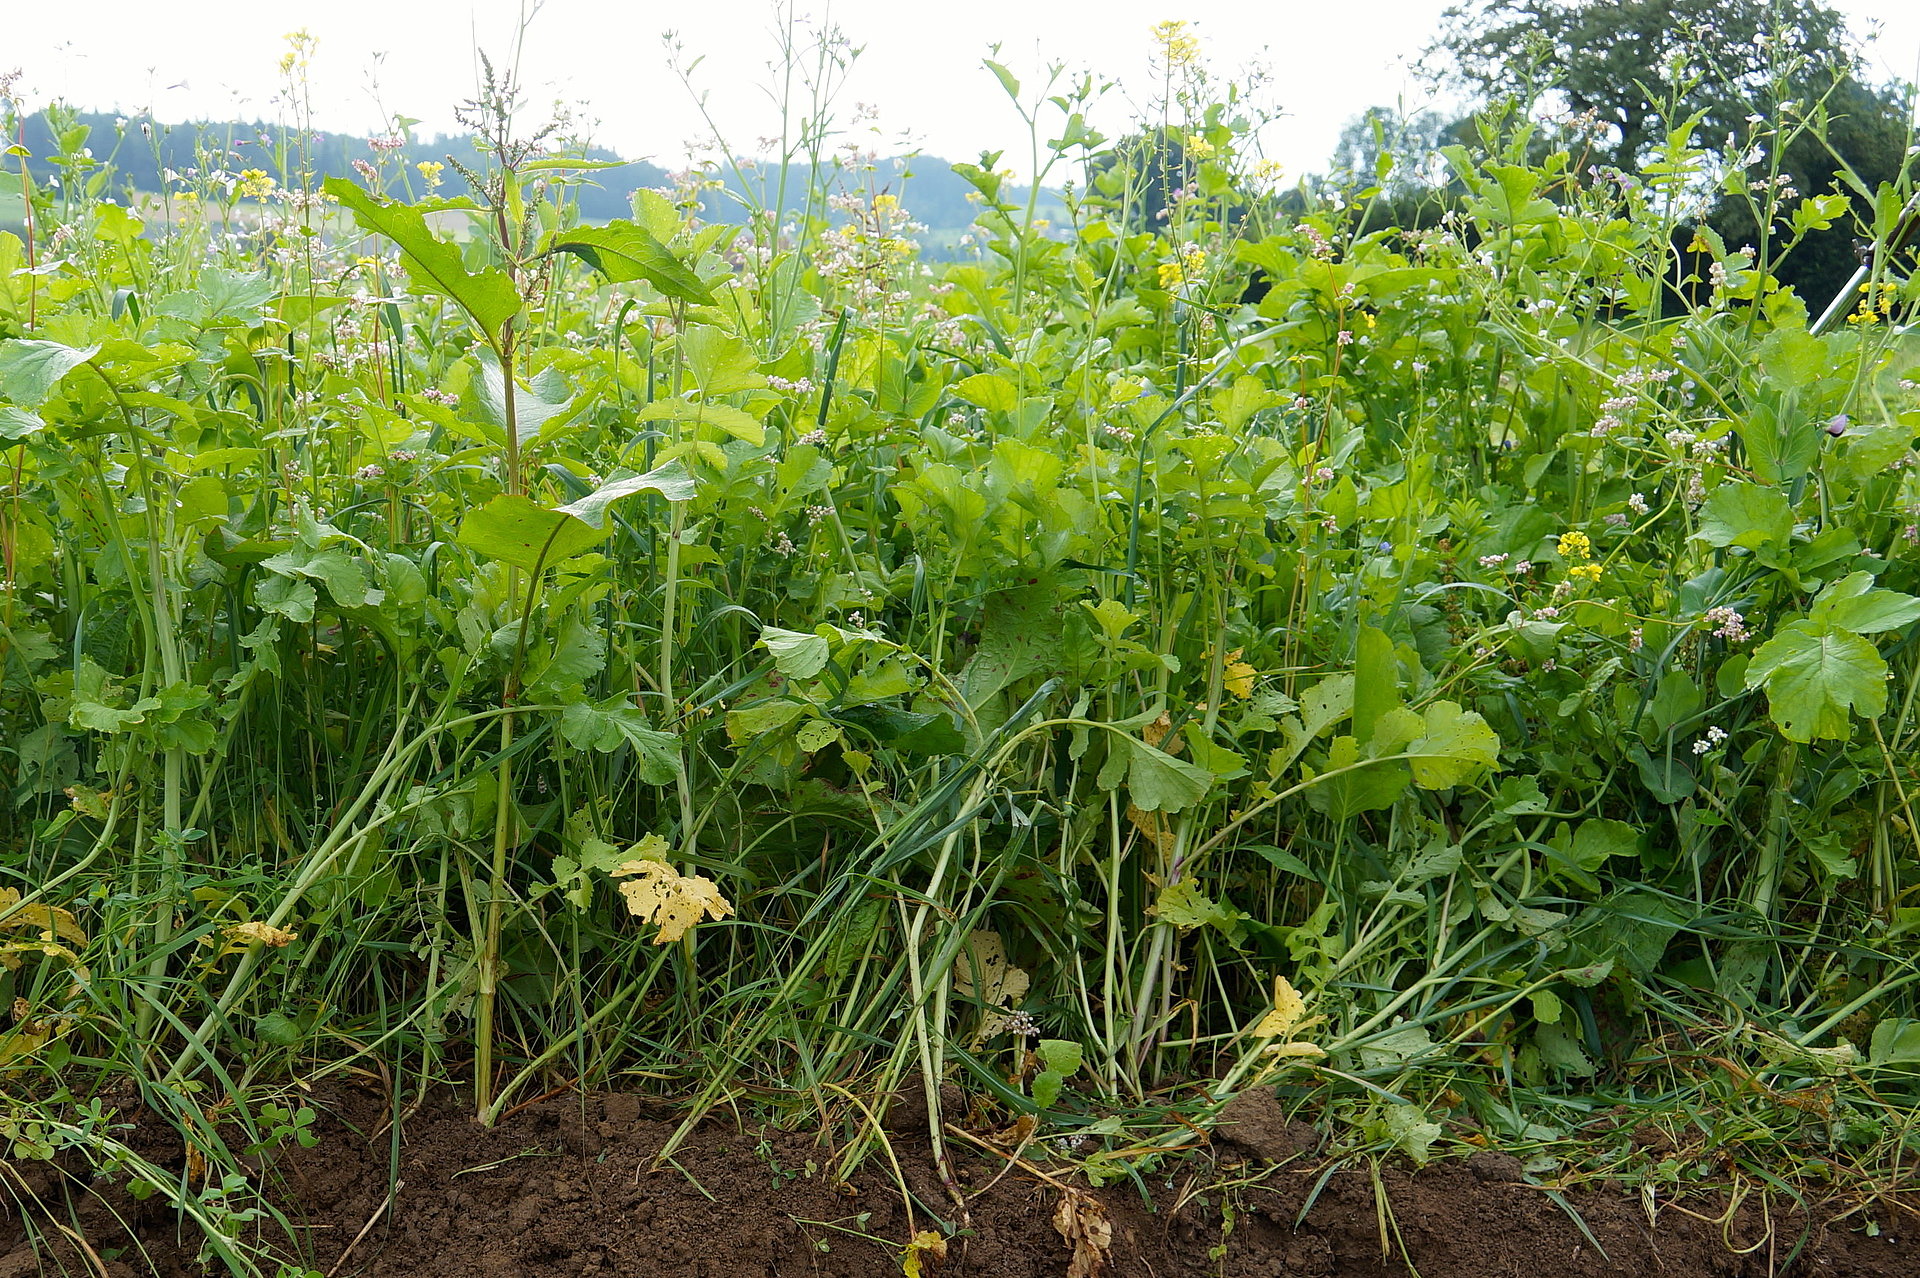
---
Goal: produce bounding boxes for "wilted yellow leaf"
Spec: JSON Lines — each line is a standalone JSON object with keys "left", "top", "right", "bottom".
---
{"left": 0, "top": 889, "right": 87, "bottom": 949}
{"left": 225, "top": 921, "right": 299, "bottom": 948}
{"left": 1252, "top": 973, "right": 1306, "bottom": 1039}
{"left": 612, "top": 853, "right": 733, "bottom": 944}
{"left": 901, "top": 1229, "right": 947, "bottom": 1277}
{"left": 1265, "top": 1040, "right": 1326, "bottom": 1059}
{"left": 952, "top": 930, "right": 1031, "bottom": 1042}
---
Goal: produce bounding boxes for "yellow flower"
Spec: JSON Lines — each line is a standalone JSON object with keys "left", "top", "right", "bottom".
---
{"left": 416, "top": 160, "right": 445, "bottom": 190}
{"left": 1569, "top": 563, "right": 1603, "bottom": 584}
{"left": 1156, "top": 245, "right": 1207, "bottom": 290}
{"left": 1557, "top": 530, "right": 1592, "bottom": 560}
{"left": 1185, "top": 133, "right": 1216, "bottom": 159}
{"left": 238, "top": 169, "right": 276, "bottom": 199}
{"left": 1151, "top": 20, "right": 1202, "bottom": 69}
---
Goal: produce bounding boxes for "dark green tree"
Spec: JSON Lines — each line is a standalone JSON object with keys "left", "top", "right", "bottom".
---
{"left": 1428, "top": 0, "right": 1857, "bottom": 170}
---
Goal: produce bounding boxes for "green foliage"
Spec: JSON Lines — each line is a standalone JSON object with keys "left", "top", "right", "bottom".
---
{"left": 1, "top": 29, "right": 1918, "bottom": 1240}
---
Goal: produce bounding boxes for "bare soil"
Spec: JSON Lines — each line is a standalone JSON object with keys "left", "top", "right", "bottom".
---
{"left": 1, "top": 1081, "right": 1912, "bottom": 1277}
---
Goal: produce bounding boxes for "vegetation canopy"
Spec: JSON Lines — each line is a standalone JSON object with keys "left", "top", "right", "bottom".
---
{"left": 0, "top": 13, "right": 1918, "bottom": 1274}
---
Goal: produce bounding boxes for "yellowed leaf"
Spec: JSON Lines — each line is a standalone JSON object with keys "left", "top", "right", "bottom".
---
{"left": 1252, "top": 973, "right": 1307, "bottom": 1039}
{"left": 612, "top": 855, "right": 734, "bottom": 944}
{"left": 901, "top": 1229, "right": 947, "bottom": 1277}
{"left": 0, "top": 889, "right": 87, "bottom": 948}
{"left": 1264, "top": 1040, "right": 1326, "bottom": 1059}
{"left": 952, "top": 930, "right": 1030, "bottom": 1041}
{"left": 225, "top": 921, "right": 299, "bottom": 948}
{"left": 1223, "top": 649, "right": 1257, "bottom": 700}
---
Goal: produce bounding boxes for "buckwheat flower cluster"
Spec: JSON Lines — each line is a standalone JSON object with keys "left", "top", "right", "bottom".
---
{"left": 1702, "top": 606, "right": 1750, "bottom": 642}
{"left": 1692, "top": 725, "right": 1729, "bottom": 755}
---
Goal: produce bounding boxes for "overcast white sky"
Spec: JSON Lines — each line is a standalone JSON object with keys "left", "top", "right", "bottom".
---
{"left": 8, "top": 0, "right": 1920, "bottom": 178}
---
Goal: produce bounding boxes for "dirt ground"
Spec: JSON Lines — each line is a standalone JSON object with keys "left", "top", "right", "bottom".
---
{"left": 1, "top": 1082, "right": 1913, "bottom": 1277}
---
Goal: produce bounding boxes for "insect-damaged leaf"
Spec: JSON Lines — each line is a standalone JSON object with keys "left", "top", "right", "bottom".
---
{"left": 609, "top": 840, "right": 733, "bottom": 943}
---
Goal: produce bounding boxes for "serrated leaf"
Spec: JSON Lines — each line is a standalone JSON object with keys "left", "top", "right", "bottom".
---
{"left": 1694, "top": 481, "right": 1794, "bottom": 551}
{"left": 680, "top": 324, "right": 766, "bottom": 396}
{"left": 556, "top": 697, "right": 681, "bottom": 783}
{"left": 1744, "top": 619, "right": 1886, "bottom": 742}
{"left": 1151, "top": 878, "right": 1241, "bottom": 931}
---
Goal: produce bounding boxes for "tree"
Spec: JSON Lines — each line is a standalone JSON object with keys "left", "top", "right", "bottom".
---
{"left": 1428, "top": 0, "right": 1858, "bottom": 170}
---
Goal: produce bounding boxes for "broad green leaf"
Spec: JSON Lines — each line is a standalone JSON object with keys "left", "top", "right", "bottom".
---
{"left": 555, "top": 460, "right": 695, "bottom": 527}
{"left": 1352, "top": 625, "right": 1399, "bottom": 745}
{"left": 680, "top": 324, "right": 766, "bottom": 396}
{"left": 1406, "top": 701, "right": 1500, "bottom": 788}
{"left": 1800, "top": 830, "right": 1858, "bottom": 880}
{"left": 1276, "top": 673, "right": 1354, "bottom": 772}
{"left": 0, "top": 405, "right": 44, "bottom": 441}
{"left": 1035, "top": 1039, "right": 1083, "bottom": 1077}
{"left": 953, "top": 373, "right": 1019, "bottom": 413}
{"left": 1119, "top": 736, "right": 1215, "bottom": 813}
{"left": 1081, "top": 599, "right": 1139, "bottom": 640}
{"left": 1694, "top": 482, "right": 1793, "bottom": 551}
{"left": 1210, "top": 376, "right": 1280, "bottom": 431}
{"left": 472, "top": 353, "right": 575, "bottom": 445}
{"left": 1744, "top": 619, "right": 1886, "bottom": 742}
{"left": 0, "top": 339, "right": 98, "bottom": 407}
{"left": 259, "top": 547, "right": 383, "bottom": 609}
{"left": 1556, "top": 818, "right": 1640, "bottom": 874}
{"left": 637, "top": 397, "right": 765, "bottom": 445}
{"left": 556, "top": 696, "right": 681, "bottom": 783}
{"left": 759, "top": 627, "right": 831, "bottom": 679}
{"left": 1869, "top": 1018, "right": 1920, "bottom": 1066}
{"left": 725, "top": 699, "right": 808, "bottom": 743}
{"left": 322, "top": 178, "right": 521, "bottom": 337}
{"left": 254, "top": 576, "right": 317, "bottom": 623}
{"left": 1808, "top": 572, "right": 1920, "bottom": 635}
{"left": 456, "top": 495, "right": 604, "bottom": 571}
{"left": 1304, "top": 735, "right": 1409, "bottom": 819}
{"left": 543, "top": 220, "right": 713, "bottom": 304}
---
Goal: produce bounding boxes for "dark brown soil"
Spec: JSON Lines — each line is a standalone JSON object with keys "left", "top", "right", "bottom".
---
{"left": 1, "top": 1082, "right": 1913, "bottom": 1278}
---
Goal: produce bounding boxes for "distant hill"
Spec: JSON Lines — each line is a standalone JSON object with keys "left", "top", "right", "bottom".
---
{"left": 9, "top": 111, "right": 1060, "bottom": 247}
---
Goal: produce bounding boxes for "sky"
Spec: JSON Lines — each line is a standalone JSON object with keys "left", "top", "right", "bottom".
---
{"left": 7, "top": 0, "right": 1920, "bottom": 180}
